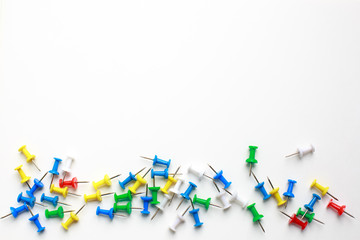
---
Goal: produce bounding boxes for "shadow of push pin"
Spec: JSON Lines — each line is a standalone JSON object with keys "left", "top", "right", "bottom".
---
{"left": 280, "top": 211, "right": 308, "bottom": 230}
{"left": 267, "top": 177, "right": 287, "bottom": 207}
{"left": 247, "top": 203, "right": 265, "bottom": 233}
{"left": 251, "top": 171, "right": 271, "bottom": 200}
{"left": 286, "top": 144, "right": 315, "bottom": 159}
{"left": 176, "top": 181, "right": 197, "bottom": 210}
{"left": 208, "top": 164, "right": 232, "bottom": 189}
{"left": 1, "top": 203, "right": 29, "bottom": 219}
{"left": 18, "top": 145, "right": 40, "bottom": 171}
{"left": 327, "top": 199, "right": 355, "bottom": 218}
{"left": 129, "top": 168, "right": 151, "bottom": 194}
{"left": 151, "top": 194, "right": 171, "bottom": 220}
{"left": 119, "top": 167, "right": 146, "bottom": 189}
{"left": 41, "top": 193, "right": 70, "bottom": 207}
{"left": 296, "top": 208, "right": 325, "bottom": 224}
{"left": 15, "top": 165, "right": 32, "bottom": 189}
{"left": 26, "top": 172, "right": 48, "bottom": 198}
{"left": 169, "top": 205, "right": 190, "bottom": 232}
{"left": 59, "top": 177, "right": 89, "bottom": 190}
{"left": 141, "top": 155, "right": 171, "bottom": 168}
{"left": 62, "top": 204, "right": 85, "bottom": 230}
{"left": 283, "top": 179, "right": 297, "bottom": 209}
{"left": 28, "top": 207, "right": 45, "bottom": 233}
{"left": 246, "top": 146, "right": 258, "bottom": 176}
{"left": 189, "top": 198, "right": 203, "bottom": 227}
{"left": 84, "top": 190, "right": 114, "bottom": 203}
{"left": 49, "top": 158, "right": 62, "bottom": 187}
{"left": 310, "top": 179, "right": 339, "bottom": 201}
{"left": 301, "top": 193, "right": 321, "bottom": 220}
{"left": 50, "top": 184, "right": 81, "bottom": 198}
{"left": 92, "top": 174, "right": 121, "bottom": 190}
{"left": 141, "top": 184, "right": 152, "bottom": 215}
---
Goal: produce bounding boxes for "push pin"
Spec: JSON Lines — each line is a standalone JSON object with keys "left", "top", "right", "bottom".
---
{"left": 246, "top": 146, "right": 258, "bottom": 176}
{"left": 161, "top": 166, "right": 181, "bottom": 194}
{"left": 327, "top": 199, "right": 355, "bottom": 218}
{"left": 193, "top": 194, "right": 221, "bottom": 210}
{"left": 224, "top": 189, "right": 249, "bottom": 209}
{"left": 296, "top": 208, "right": 325, "bottom": 224}
{"left": 169, "top": 206, "right": 190, "bottom": 232}
{"left": 168, "top": 176, "right": 185, "bottom": 206}
{"left": 187, "top": 164, "right": 213, "bottom": 181}
{"left": 50, "top": 184, "right": 81, "bottom": 198}
{"left": 247, "top": 203, "right": 265, "bottom": 233}
{"left": 176, "top": 181, "right": 197, "bottom": 210}
{"left": 14, "top": 165, "right": 31, "bottom": 189}
{"left": 251, "top": 171, "right": 271, "bottom": 200}
{"left": 280, "top": 211, "right": 308, "bottom": 230}
{"left": 1, "top": 203, "right": 29, "bottom": 219}
{"left": 84, "top": 190, "right": 114, "bottom": 203}
{"left": 18, "top": 145, "right": 40, "bottom": 171}
{"left": 114, "top": 190, "right": 133, "bottom": 203}
{"left": 141, "top": 155, "right": 171, "bottom": 168}
{"left": 49, "top": 158, "right": 62, "bottom": 187}
{"left": 267, "top": 177, "right": 287, "bottom": 207}
{"left": 17, "top": 193, "right": 46, "bottom": 208}
{"left": 285, "top": 144, "right": 315, "bottom": 158}
{"left": 301, "top": 193, "right": 321, "bottom": 219}
{"left": 141, "top": 184, "right": 152, "bottom": 215}
{"left": 151, "top": 194, "right": 171, "bottom": 220}
{"left": 26, "top": 172, "right": 48, "bottom": 198}
{"left": 283, "top": 179, "right": 297, "bottom": 209}
{"left": 129, "top": 168, "right": 151, "bottom": 194}
{"left": 96, "top": 206, "right": 115, "bottom": 220}
{"left": 41, "top": 193, "right": 70, "bottom": 207}
{"left": 208, "top": 164, "right": 232, "bottom": 189}
{"left": 62, "top": 156, "right": 74, "bottom": 181}
{"left": 59, "top": 177, "right": 89, "bottom": 189}
{"left": 213, "top": 181, "right": 231, "bottom": 210}
{"left": 151, "top": 168, "right": 169, "bottom": 179}
{"left": 28, "top": 207, "right": 45, "bottom": 232}
{"left": 118, "top": 167, "right": 146, "bottom": 189}
{"left": 149, "top": 177, "right": 160, "bottom": 205}
{"left": 62, "top": 204, "right": 85, "bottom": 230}
{"left": 310, "top": 179, "right": 338, "bottom": 201}
{"left": 45, "top": 206, "right": 74, "bottom": 219}
{"left": 113, "top": 202, "right": 142, "bottom": 215}
{"left": 189, "top": 198, "right": 203, "bottom": 227}
{"left": 92, "top": 174, "right": 121, "bottom": 190}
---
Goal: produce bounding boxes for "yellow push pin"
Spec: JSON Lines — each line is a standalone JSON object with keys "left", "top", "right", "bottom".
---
{"left": 14, "top": 165, "right": 31, "bottom": 189}
{"left": 310, "top": 179, "right": 338, "bottom": 201}
{"left": 160, "top": 166, "right": 180, "bottom": 194}
{"left": 92, "top": 174, "right": 121, "bottom": 190}
{"left": 18, "top": 145, "right": 40, "bottom": 171}
{"left": 62, "top": 204, "right": 85, "bottom": 230}
{"left": 129, "top": 168, "right": 151, "bottom": 194}
{"left": 267, "top": 177, "right": 287, "bottom": 207}
{"left": 50, "top": 184, "right": 80, "bottom": 198}
{"left": 83, "top": 190, "right": 114, "bottom": 203}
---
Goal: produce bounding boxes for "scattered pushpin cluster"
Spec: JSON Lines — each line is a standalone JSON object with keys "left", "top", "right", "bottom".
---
{"left": 1, "top": 144, "right": 356, "bottom": 235}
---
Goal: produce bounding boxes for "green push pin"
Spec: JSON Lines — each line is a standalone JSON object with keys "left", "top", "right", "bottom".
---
{"left": 247, "top": 203, "right": 265, "bottom": 233}
{"left": 114, "top": 190, "right": 133, "bottom": 203}
{"left": 45, "top": 206, "right": 74, "bottom": 219}
{"left": 246, "top": 146, "right": 258, "bottom": 176}
{"left": 296, "top": 208, "right": 324, "bottom": 224}
{"left": 149, "top": 177, "right": 160, "bottom": 205}
{"left": 113, "top": 202, "right": 142, "bottom": 215}
{"left": 192, "top": 194, "right": 221, "bottom": 210}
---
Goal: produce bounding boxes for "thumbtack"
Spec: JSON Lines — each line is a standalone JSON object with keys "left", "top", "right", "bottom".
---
{"left": 280, "top": 211, "right": 307, "bottom": 230}
{"left": 187, "top": 165, "right": 213, "bottom": 180}
{"left": 50, "top": 184, "right": 81, "bottom": 198}
{"left": 169, "top": 205, "right": 190, "bottom": 232}
{"left": 1, "top": 203, "right": 29, "bottom": 219}
{"left": 14, "top": 165, "right": 31, "bottom": 189}
{"left": 113, "top": 202, "right": 142, "bottom": 215}
{"left": 59, "top": 177, "right": 89, "bottom": 189}
{"left": 92, "top": 174, "right": 121, "bottom": 190}
{"left": 17, "top": 192, "right": 35, "bottom": 208}
{"left": 128, "top": 168, "right": 151, "bottom": 194}
{"left": 151, "top": 168, "right": 169, "bottom": 179}
{"left": 96, "top": 206, "right": 114, "bottom": 220}
{"left": 41, "top": 193, "right": 70, "bottom": 207}
{"left": 225, "top": 189, "right": 249, "bottom": 209}
{"left": 251, "top": 171, "right": 271, "bottom": 200}
{"left": 118, "top": 167, "right": 145, "bottom": 189}
{"left": 149, "top": 177, "right": 160, "bottom": 205}
{"left": 176, "top": 181, "right": 197, "bottom": 210}
{"left": 84, "top": 190, "right": 114, "bottom": 203}
{"left": 247, "top": 203, "right": 265, "bottom": 233}
{"left": 62, "top": 156, "right": 74, "bottom": 181}
{"left": 245, "top": 146, "right": 258, "bottom": 176}
{"left": 283, "top": 179, "right": 297, "bottom": 209}
{"left": 193, "top": 194, "right": 221, "bottom": 210}
{"left": 114, "top": 190, "right": 133, "bottom": 203}
{"left": 61, "top": 204, "right": 85, "bottom": 230}
{"left": 285, "top": 144, "right": 315, "bottom": 158}
{"left": 28, "top": 207, "right": 45, "bottom": 232}
{"left": 49, "top": 158, "right": 62, "bottom": 187}
{"left": 161, "top": 166, "right": 181, "bottom": 194}
{"left": 45, "top": 206, "right": 74, "bottom": 219}
{"left": 301, "top": 193, "right": 321, "bottom": 220}
{"left": 18, "top": 145, "right": 40, "bottom": 171}
{"left": 213, "top": 181, "right": 231, "bottom": 210}
{"left": 26, "top": 172, "right": 48, "bottom": 198}
{"left": 327, "top": 199, "right": 355, "bottom": 218}
{"left": 267, "top": 177, "right": 287, "bottom": 207}
{"left": 151, "top": 194, "right": 171, "bottom": 220}
{"left": 296, "top": 208, "right": 325, "bottom": 224}
{"left": 141, "top": 155, "right": 171, "bottom": 168}
{"left": 168, "top": 176, "right": 185, "bottom": 207}
{"left": 208, "top": 164, "right": 232, "bottom": 189}
{"left": 189, "top": 198, "right": 203, "bottom": 227}
{"left": 310, "top": 179, "right": 338, "bottom": 201}
{"left": 141, "top": 184, "right": 152, "bottom": 215}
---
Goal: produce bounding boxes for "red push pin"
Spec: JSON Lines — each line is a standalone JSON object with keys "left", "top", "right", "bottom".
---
{"left": 59, "top": 177, "right": 89, "bottom": 190}
{"left": 327, "top": 199, "right": 355, "bottom": 218}
{"left": 280, "top": 211, "right": 308, "bottom": 230}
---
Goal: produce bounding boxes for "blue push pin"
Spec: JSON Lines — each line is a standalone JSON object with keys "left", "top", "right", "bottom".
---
{"left": 252, "top": 172, "right": 271, "bottom": 200}
{"left": 119, "top": 168, "right": 146, "bottom": 189}
{"left": 301, "top": 193, "right": 321, "bottom": 220}
{"left": 208, "top": 165, "right": 232, "bottom": 189}
{"left": 189, "top": 199, "right": 203, "bottom": 227}
{"left": 17, "top": 192, "right": 36, "bottom": 208}
{"left": 151, "top": 168, "right": 169, "bottom": 179}
{"left": 0, "top": 204, "right": 29, "bottom": 219}
{"left": 28, "top": 208, "right": 45, "bottom": 233}
{"left": 40, "top": 193, "right": 70, "bottom": 207}
{"left": 141, "top": 185, "right": 152, "bottom": 215}
{"left": 96, "top": 206, "right": 114, "bottom": 220}
{"left": 177, "top": 182, "right": 197, "bottom": 210}
{"left": 283, "top": 179, "right": 297, "bottom": 208}
{"left": 49, "top": 158, "right": 62, "bottom": 186}
{"left": 26, "top": 179, "right": 44, "bottom": 198}
{"left": 141, "top": 155, "right": 171, "bottom": 168}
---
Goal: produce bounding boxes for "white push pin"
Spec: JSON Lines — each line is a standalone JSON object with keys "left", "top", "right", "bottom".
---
{"left": 168, "top": 177, "right": 185, "bottom": 206}
{"left": 62, "top": 156, "right": 75, "bottom": 181}
{"left": 213, "top": 181, "right": 231, "bottom": 210}
{"left": 169, "top": 206, "right": 190, "bottom": 232}
{"left": 187, "top": 165, "right": 213, "bottom": 181}
{"left": 225, "top": 189, "right": 249, "bottom": 208}
{"left": 286, "top": 144, "right": 315, "bottom": 158}
{"left": 151, "top": 194, "right": 171, "bottom": 220}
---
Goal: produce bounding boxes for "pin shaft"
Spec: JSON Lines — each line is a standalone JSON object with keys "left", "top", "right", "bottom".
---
{"left": 0, "top": 213, "right": 12, "bottom": 219}
{"left": 75, "top": 204, "right": 86, "bottom": 215}
{"left": 182, "top": 205, "right": 191, "bottom": 216}
{"left": 110, "top": 174, "right": 121, "bottom": 180}
{"left": 326, "top": 192, "right": 339, "bottom": 201}
{"left": 208, "top": 164, "right": 217, "bottom": 174}
{"left": 32, "top": 161, "right": 41, "bottom": 172}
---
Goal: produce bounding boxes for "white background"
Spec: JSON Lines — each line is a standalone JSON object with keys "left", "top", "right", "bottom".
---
{"left": 1, "top": 0, "right": 360, "bottom": 239}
